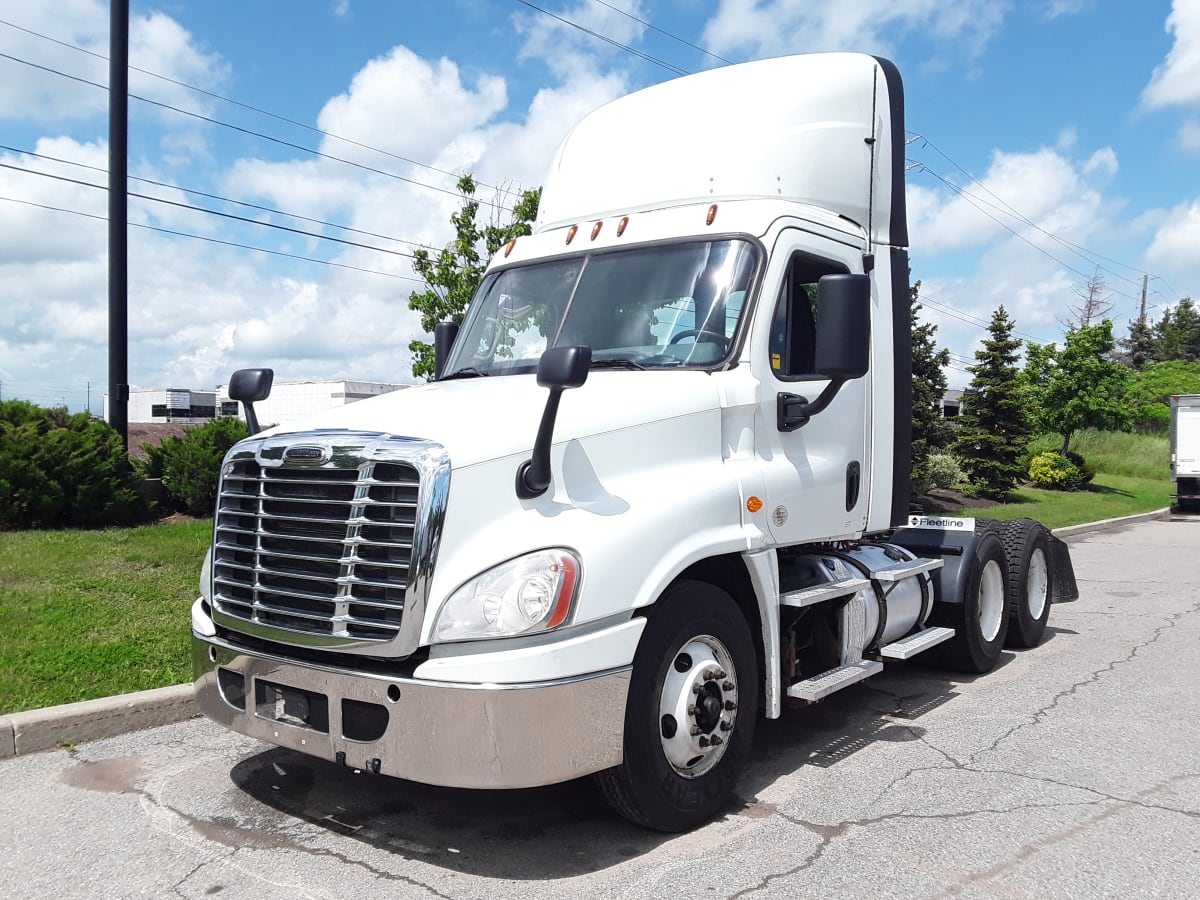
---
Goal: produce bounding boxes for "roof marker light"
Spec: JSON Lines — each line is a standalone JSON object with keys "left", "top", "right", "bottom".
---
{"left": 706, "top": 204, "right": 718, "bottom": 226}
{"left": 566, "top": 225, "right": 578, "bottom": 244}
{"left": 617, "top": 216, "right": 629, "bottom": 236}
{"left": 591, "top": 221, "right": 603, "bottom": 240}
{"left": 504, "top": 239, "right": 516, "bottom": 257}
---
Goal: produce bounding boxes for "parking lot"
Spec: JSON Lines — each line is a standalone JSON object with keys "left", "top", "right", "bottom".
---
{"left": 1, "top": 516, "right": 1197, "bottom": 899}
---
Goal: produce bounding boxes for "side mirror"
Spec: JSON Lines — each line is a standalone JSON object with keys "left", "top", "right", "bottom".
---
{"left": 228, "top": 368, "right": 274, "bottom": 435}
{"left": 433, "top": 321, "right": 460, "bottom": 380}
{"left": 516, "top": 346, "right": 591, "bottom": 499}
{"left": 777, "top": 274, "right": 871, "bottom": 431}
{"left": 813, "top": 274, "right": 871, "bottom": 379}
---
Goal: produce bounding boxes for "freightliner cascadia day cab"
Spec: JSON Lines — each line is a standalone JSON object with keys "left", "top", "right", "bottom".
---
{"left": 1171, "top": 394, "right": 1200, "bottom": 511}
{"left": 192, "top": 53, "right": 1078, "bottom": 831}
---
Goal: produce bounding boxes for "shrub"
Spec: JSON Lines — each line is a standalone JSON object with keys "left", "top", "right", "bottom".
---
{"left": 0, "top": 401, "right": 147, "bottom": 529}
{"left": 1028, "top": 451, "right": 1086, "bottom": 490}
{"left": 1063, "top": 450, "right": 1095, "bottom": 485}
{"left": 925, "top": 452, "right": 966, "bottom": 489}
{"left": 150, "top": 418, "right": 250, "bottom": 517}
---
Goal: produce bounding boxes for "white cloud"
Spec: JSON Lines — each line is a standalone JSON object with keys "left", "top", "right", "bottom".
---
{"left": 1143, "top": 0, "right": 1200, "bottom": 109}
{"left": 0, "top": 2, "right": 227, "bottom": 123}
{"left": 1044, "top": 0, "right": 1087, "bottom": 19}
{"left": 1180, "top": 118, "right": 1200, "bottom": 149}
{"left": 515, "top": 0, "right": 648, "bottom": 79}
{"left": 1145, "top": 197, "right": 1200, "bottom": 281}
{"left": 701, "top": 0, "right": 1011, "bottom": 62}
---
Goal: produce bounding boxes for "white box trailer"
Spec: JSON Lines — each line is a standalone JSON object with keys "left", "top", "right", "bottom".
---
{"left": 1171, "top": 394, "right": 1200, "bottom": 511}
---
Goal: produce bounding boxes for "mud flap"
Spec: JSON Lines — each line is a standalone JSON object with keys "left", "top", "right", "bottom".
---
{"left": 1048, "top": 533, "right": 1079, "bottom": 603}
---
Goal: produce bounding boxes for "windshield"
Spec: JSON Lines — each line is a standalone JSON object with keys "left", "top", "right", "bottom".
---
{"left": 442, "top": 239, "right": 759, "bottom": 377}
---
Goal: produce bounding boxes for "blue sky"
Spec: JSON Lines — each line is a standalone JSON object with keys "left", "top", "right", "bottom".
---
{"left": 1, "top": 0, "right": 1197, "bottom": 411}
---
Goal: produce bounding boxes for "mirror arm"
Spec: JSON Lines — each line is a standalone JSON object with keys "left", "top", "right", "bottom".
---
{"left": 516, "top": 388, "right": 565, "bottom": 499}
{"left": 777, "top": 379, "right": 846, "bottom": 432}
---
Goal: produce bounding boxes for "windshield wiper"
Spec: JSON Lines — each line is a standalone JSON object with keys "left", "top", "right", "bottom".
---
{"left": 589, "top": 358, "right": 647, "bottom": 371}
{"left": 440, "top": 367, "right": 490, "bottom": 380}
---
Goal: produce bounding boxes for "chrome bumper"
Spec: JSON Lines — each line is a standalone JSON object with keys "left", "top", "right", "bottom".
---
{"left": 193, "top": 634, "right": 631, "bottom": 789}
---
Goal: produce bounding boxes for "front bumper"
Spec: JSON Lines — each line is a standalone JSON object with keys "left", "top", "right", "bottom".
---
{"left": 193, "top": 633, "right": 631, "bottom": 789}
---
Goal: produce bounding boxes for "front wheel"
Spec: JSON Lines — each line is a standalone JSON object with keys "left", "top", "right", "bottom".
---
{"left": 594, "top": 580, "right": 758, "bottom": 832}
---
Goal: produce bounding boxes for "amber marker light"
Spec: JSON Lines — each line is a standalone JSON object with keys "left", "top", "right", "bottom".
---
{"left": 566, "top": 225, "right": 578, "bottom": 244}
{"left": 504, "top": 239, "right": 516, "bottom": 257}
{"left": 747, "top": 496, "right": 763, "bottom": 513}
{"left": 617, "top": 216, "right": 629, "bottom": 236}
{"left": 591, "top": 221, "right": 603, "bottom": 240}
{"left": 706, "top": 204, "right": 718, "bottom": 225}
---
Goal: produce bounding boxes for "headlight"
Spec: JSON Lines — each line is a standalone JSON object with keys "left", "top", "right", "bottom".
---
{"left": 432, "top": 549, "right": 580, "bottom": 642}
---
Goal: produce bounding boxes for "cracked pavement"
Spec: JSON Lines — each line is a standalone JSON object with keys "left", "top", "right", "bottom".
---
{"left": 2, "top": 518, "right": 1197, "bottom": 899}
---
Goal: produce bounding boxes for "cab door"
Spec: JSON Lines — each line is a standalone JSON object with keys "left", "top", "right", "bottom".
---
{"left": 752, "top": 230, "right": 871, "bottom": 545}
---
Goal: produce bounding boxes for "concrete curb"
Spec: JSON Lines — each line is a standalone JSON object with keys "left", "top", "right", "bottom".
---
{"left": 1052, "top": 507, "right": 1170, "bottom": 539}
{"left": 0, "top": 507, "right": 1177, "bottom": 762}
{"left": 0, "top": 684, "right": 196, "bottom": 760}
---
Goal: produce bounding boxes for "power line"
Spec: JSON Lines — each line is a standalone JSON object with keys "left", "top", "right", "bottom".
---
{"left": 909, "top": 161, "right": 1141, "bottom": 305}
{"left": 908, "top": 133, "right": 1147, "bottom": 291}
{"left": 0, "top": 51, "right": 511, "bottom": 212}
{"left": 1, "top": 143, "right": 438, "bottom": 253}
{"left": 513, "top": 0, "right": 690, "bottom": 76}
{"left": 584, "top": 0, "right": 733, "bottom": 66}
{"left": 0, "top": 194, "right": 424, "bottom": 283}
{"left": 1, "top": 160, "right": 423, "bottom": 261}
{"left": 0, "top": 16, "right": 496, "bottom": 193}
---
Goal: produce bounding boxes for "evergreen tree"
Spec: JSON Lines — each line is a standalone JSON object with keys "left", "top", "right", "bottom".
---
{"left": 1118, "top": 317, "right": 1156, "bottom": 370}
{"left": 952, "top": 306, "right": 1031, "bottom": 499}
{"left": 407, "top": 175, "right": 541, "bottom": 380}
{"left": 909, "top": 280, "right": 952, "bottom": 493}
{"left": 1152, "top": 297, "right": 1200, "bottom": 362}
{"left": 1041, "top": 320, "right": 1130, "bottom": 453}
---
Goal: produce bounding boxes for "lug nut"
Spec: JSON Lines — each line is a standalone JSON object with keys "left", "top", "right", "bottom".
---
{"left": 710, "top": 735, "right": 724, "bottom": 746}
{"left": 703, "top": 671, "right": 715, "bottom": 682}
{"left": 720, "top": 721, "right": 733, "bottom": 731}
{"left": 723, "top": 681, "right": 735, "bottom": 691}
{"left": 714, "top": 669, "right": 726, "bottom": 680}
{"left": 687, "top": 704, "right": 698, "bottom": 716}
{"left": 698, "top": 736, "right": 710, "bottom": 748}
{"left": 692, "top": 684, "right": 702, "bottom": 694}
{"left": 725, "top": 700, "right": 737, "bottom": 710}
{"left": 690, "top": 726, "right": 702, "bottom": 736}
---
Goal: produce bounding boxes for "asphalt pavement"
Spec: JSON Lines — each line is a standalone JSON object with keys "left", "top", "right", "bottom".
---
{"left": 1, "top": 514, "right": 1197, "bottom": 899}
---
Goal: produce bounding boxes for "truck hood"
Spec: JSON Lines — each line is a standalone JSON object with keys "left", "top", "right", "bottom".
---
{"left": 259, "top": 370, "right": 724, "bottom": 468}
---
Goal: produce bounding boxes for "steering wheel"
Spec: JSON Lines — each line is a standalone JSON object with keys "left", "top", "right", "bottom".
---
{"left": 669, "top": 328, "right": 728, "bottom": 346}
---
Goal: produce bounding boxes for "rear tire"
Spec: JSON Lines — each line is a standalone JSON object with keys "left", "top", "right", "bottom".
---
{"left": 594, "top": 580, "right": 758, "bottom": 832}
{"left": 1000, "top": 518, "right": 1052, "bottom": 648}
{"left": 937, "top": 531, "right": 1009, "bottom": 673}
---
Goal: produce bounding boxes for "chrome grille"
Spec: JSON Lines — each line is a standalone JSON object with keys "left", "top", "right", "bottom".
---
{"left": 213, "top": 458, "right": 420, "bottom": 643}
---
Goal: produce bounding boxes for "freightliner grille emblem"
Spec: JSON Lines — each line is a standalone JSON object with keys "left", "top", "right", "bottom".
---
{"left": 283, "top": 444, "right": 330, "bottom": 465}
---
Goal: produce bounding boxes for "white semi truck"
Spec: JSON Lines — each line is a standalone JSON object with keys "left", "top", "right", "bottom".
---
{"left": 1171, "top": 394, "right": 1200, "bottom": 512}
{"left": 192, "top": 53, "right": 1076, "bottom": 831}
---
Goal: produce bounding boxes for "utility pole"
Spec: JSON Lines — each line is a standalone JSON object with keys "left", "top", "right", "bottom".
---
{"left": 87, "top": 380, "right": 92, "bottom": 416}
{"left": 1139, "top": 273, "right": 1149, "bottom": 326}
{"left": 108, "top": 0, "right": 130, "bottom": 451}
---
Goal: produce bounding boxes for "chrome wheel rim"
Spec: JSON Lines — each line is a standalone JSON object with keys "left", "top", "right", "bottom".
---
{"left": 658, "top": 635, "right": 738, "bottom": 778}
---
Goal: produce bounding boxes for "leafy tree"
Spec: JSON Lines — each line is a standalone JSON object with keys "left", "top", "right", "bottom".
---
{"left": 407, "top": 174, "right": 541, "bottom": 380}
{"left": 909, "top": 280, "right": 952, "bottom": 493}
{"left": 1041, "top": 320, "right": 1130, "bottom": 454}
{"left": 1124, "top": 360, "right": 1200, "bottom": 432}
{"left": 1017, "top": 339, "right": 1058, "bottom": 434}
{"left": 952, "top": 306, "right": 1031, "bottom": 499}
{"left": 0, "top": 400, "right": 147, "bottom": 529}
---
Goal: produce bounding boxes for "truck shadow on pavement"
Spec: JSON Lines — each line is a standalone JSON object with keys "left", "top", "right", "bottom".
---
{"left": 227, "top": 647, "right": 1054, "bottom": 879}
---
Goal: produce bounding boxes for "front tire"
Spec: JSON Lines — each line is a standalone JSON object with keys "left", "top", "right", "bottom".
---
{"left": 595, "top": 580, "right": 758, "bottom": 832}
{"left": 1000, "top": 518, "right": 1053, "bottom": 648}
{"left": 937, "top": 531, "right": 1009, "bottom": 673}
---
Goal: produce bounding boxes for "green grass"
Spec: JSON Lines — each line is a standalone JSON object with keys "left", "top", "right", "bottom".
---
{"left": 0, "top": 518, "right": 211, "bottom": 715}
{"left": 960, "top": 429, "right": 1171, "bottom": 528}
